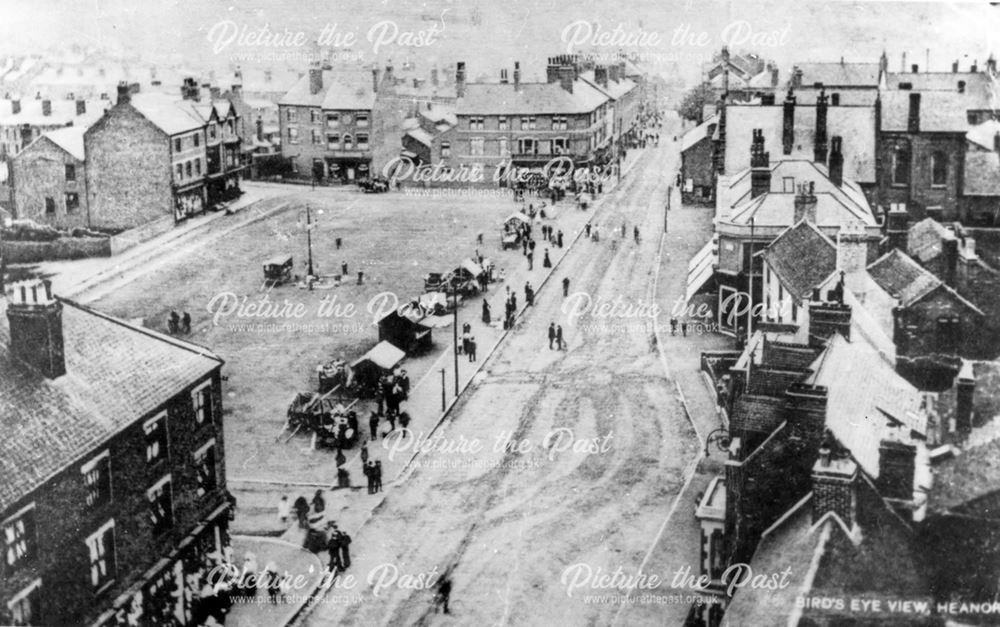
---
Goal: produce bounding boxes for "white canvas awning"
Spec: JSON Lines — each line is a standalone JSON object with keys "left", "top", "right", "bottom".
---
{"left": 351, "top": 341, "right": 405, "bottom": 370}
{"left": 685, "top": 238, "right": 718, "bottom": 303}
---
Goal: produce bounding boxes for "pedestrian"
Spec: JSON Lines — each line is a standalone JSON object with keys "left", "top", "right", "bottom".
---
{"left": 527, "top": 251, "right": 533, "bottom": 271}
{"left": 364, "top": 461, "right": 374, "bottom": 494}
{"left": 556, "top": 325, "right": 564, "bottom": 350}
{"left": 326, "top": 523, "right": 343, "bottom": 571}
{"left": 374, "top": 461, "right": 383, "bottom": 492}
{"left": 277, "top": 495, "right": 291, "bottom": 524}
{"left": 529, "top": 239, "right": 536, "bottom": 253}
{"left": 341, "top": 261, "right": 348, "bottom": 276}
{"left": 670, "top": 317, "right": 678, "bottom": 336}
{"left": 524, "top": 282, "right": 531, "bottom": 303}
{"left": 585, "top": 223, "right": 591, "bottom": 237}
{"left": 264, "top": 562, "right": 281, "bottom": 603}
{"left": 681, "top": 320, "right": 688, "bottom": 337}
{"left": 506, "top": 311, "right": 515, "bottom": 330}
{"left": 369, "top": 411, "right": 379, "bottom": 440}
{"left": 293, "top": 496, "right": 309, "bottom": 529}
{"left": 593, "top": 225, "right": 600, "bottom": 242}
{"left": 522, "top": 238, "right": 528, "bottom": 256}
{"left": 468, "top": 337, "right": 477, "bottom": 361}
{"left": 557, "top": 230, "right": 564, "bottom": 248}
{"left": 386, "top": 408, "right": 397, "bottom": 433}
{"left": 633, "top": 226, "right": 640, "bottom": 244}
{"left": 526, "top": 283, "right": 534, "bottom": 306}
{"left": 360, "top": 441, "right": 369, "bottom": 465}
{"left": 563, "top": 277, "right": 570, "bottom": 297}
{"left": 510, "top": 292, "right": 517, "bottom": 310}
{"left": 436, "top": 574, "right": 452, "bottom": 614}
{"left": 621, "top": 222, "right": 627, "bottom": 238}
{"left": 338, "top": 528, "right": 352, "bottom": 569}
{"left": 399, "top": 411, "right": 411, "bottom": 432}
{"left": 548, "top": 322, "right": 556, "bottom": 350}
{"left": 498, "top": 267, "right": 506, "bottom": 283}
{"left": 181, "top": 311, "right": 191, "bottom": 334}
{"left": 482, "top": 300, "right": 491, "bottom": 324}
{"left": 462, "top": 330, "right": 471, "bottom": 355}
{"left": 400, "top": 370, "right": 410, "bottom": 400}
{"left": 543, "top": 249, "right": 552, "bottom": 268}
{"left": 337, "top": 466, "right": 350, "bottom": 489}
{"left": 476, "top": 232, "right": 483, "bottom": 245}
{"left": 168, "top": 311, "right": 179, "bottom": 334}
{"left": 312, "top": 489, "right": 326, "bottom": 515}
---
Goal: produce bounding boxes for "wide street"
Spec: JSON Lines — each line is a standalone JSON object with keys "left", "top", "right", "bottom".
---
{"left": 300, "top": 118, "right": 715, "bottom": 626}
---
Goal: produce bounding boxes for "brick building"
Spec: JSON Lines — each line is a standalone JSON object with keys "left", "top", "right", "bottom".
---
{"left": 0, "top": 98, "right": 106, "bottom": 163}
{"left": 787, "top": 55, "right": 885, "bottom": 106}
{"left": 0, "top": 279, "right": 230, "bottom": 626}
{"left": 10, "top": 126, "right": 88, "bottom": 227}
{"left": 703, "top": 48, "right": 779, "bottom": 103}
{"left": 447, "top": 59, "right": 611, "bottom": 188}
{"left": 278, "top": 68, "right": 377, "bottom": 183}
{"left": 961, "top": 120, "right": 1000, "bottom": 224}
{"left": 680, "top": 114, "right": 718, "bottom": 204}
{"left": 195, "top": 99, "right": 243, "bottom": 207}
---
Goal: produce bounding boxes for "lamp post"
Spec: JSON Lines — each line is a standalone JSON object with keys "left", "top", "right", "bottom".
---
{"left": 300, "top": 205, "right": 316, "bottom": 291}
{"left": 665, "top": 185, "right": 671, "bottom": 233}
{"left": 440, "top": 367, "right": 446, "bottom": 411}
{"left": 452, "top": 283, "right": 459, "bottom": 397}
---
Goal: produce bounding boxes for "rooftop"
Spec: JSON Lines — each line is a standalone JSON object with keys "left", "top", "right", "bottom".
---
{"left": 793, "top": 61, "right": 882, "bottom": 88}
{"left": 762, "top": 220, "right": 838, "bottom": 302}
{"left": 279, "top": 69, "right": 377, "bottom": 111}
{"left": 129, "top": 93, "right": 206, "bottom": 135}
{"left": 867, "top": 248, "right": 982, "bottom": 314}
{"left": 0, "top": 296, "right": 222, "bottom": 513}
{"left": 39, "top": 125, "right": 86, "bottom": 160}
{"left": 880, "top": 90, "right": 972, "bottom": 133}
{"left": 724, "top": 103, "right": 877, "bottom": 182}
{"left": 455, "top": 80, "right": 609, "bottom": 115}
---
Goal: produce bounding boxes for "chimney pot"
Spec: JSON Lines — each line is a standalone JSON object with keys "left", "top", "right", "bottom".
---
{"left": 907, "top": 93, "right": 921, "bottom": 133}
{"left": 956, "top": 361, "right": 976, "bottom": 433}
{"left": 912, "top": 64, "right": 919, "bottom": 74}
{"left": 5, "top": 279, "right": 66, "bottom": 379}
{"left": 513, "top": 61, "right": 521, "bottom": 92}
{"left": 309, "top": 68, "right": 324, "bottom": 95}
{"left": 41, "top": 99, "right": 51, "bottom": 116}
{"left": 456, "top": 61, "right": 466, "bottom": 98}
{"left": 75, "top": 99, "right": 86, "bottom": 115}
{"left": 11, "top": 99, "right": 21, "bottom": 115}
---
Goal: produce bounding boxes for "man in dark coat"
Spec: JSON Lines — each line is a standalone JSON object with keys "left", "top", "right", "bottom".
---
{"left": 556, "top": 325, "right": 564, "bottom": 350}
{"left": 563, "top": 277, "right": 570, "bottom": 297}
{"left": 369, "top": 411, "right": 379, "bottom": 440}
{"left": 557, "top": 230, "right": 564, "bottom": 248}
{"left": 326, "top": 523, "right": 343, "bottom": 571}
{"left": 468, "top": 337, "right": 477, "bottom": 362}
{"left": 527, "top": 251, "right": 533, "bottom": 271}
{"left": 548, "top": 323, "right": 556, "bottom": 349}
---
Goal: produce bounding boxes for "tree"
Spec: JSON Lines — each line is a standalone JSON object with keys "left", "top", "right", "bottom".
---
{"left": 678, "top": 82, "right": 717, "bottom": 123}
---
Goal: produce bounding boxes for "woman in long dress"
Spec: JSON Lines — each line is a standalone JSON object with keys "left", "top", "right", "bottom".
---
{"left": 482, "top": 300, "right": 491, "bottom": 324}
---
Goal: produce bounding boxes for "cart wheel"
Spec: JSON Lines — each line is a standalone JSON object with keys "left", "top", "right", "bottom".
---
{"left": 311, "top": 432, "right": 318, "bottom": 450}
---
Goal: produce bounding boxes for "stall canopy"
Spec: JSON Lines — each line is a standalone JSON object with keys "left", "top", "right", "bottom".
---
{"left": 459, "top": 259, "right": 484, "bottom": 277}
{"left": 351, "top": 341, "right": 406, "bottom": 371}
{"left": 685, "top": 238, "right": 719, "bottom": 303}
{"left": 504, "top": 212, "right": 532, "bottom": 226}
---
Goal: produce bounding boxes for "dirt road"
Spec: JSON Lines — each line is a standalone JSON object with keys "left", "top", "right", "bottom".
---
{"left": 302, "top": 127, "right": 701, "bottom": 626}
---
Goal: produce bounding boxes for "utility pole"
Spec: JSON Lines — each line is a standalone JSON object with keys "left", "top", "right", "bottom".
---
{"left": 747, "top": 217, "right": 755, "bottom": 338}
{"left": 665, "top": 185, "right": 672, "bottom": 233}
{"left": 306, "top": 205, "right": 315, "bottom": 291}
{"left": 440, "top": 367, "right": 446, "bottom": 411}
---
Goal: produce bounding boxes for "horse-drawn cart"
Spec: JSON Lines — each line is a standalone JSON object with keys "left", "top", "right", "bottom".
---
{"left": 285, "top": 392, "right": 359, "bottom": 450}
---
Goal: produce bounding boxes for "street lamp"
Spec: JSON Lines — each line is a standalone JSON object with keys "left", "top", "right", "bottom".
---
{"left": 451, "top": 282, "right": 459, "bottom": 397}
{"left": 298, "top": 205, "right": 317, "bottom": 290}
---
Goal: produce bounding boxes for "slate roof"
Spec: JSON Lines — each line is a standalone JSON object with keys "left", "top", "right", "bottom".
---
{"left": 405, "top": 128, "right": 433, "bottom": 147}
{"left": 32, "top": 126, "right": 86, "bottom": 161}
{"left": 681, "top": 114, "right": 717, "bottom": 152}
{"left": 880, "top": 91, "right": 971, "bottom": 133}
{"left": 456, "top": 80, "right": 608, "bottom": 115}
{"left": 578, "top": 70, "right": 637, "bottom": 100}
{"left": 762, "top": 220, "right": 837, "bottom": 302}
{"left": 793, "top": 62, "right": 881, "bottom": 88}
{"left": 867, "top": 249, "right": 942, "bottom": 306}
{"left": 724, "top": 103, "right": 877, "bottom": 182}
{"left": 907, "top": 218, "right": 953, "bottom": 264}
{"left": 886, "top": 71, "right": 999, "bottom": 110}
{"left": 966, "top": 120, "right": 1000, "bottom": 150}
{"left": 805, "top": 334, "right": 926, "bottom": 479}
{"left": 129, "top": 93, "right": 205, "bottom": 135}
{"left": 0, "top": 296, "right": 223, "bottom": 513}
{"left": 0, "top": 98, "right": 107, "bottom": 127}
{"left": 279, "top": 70, "right": 377, "bottom": 110}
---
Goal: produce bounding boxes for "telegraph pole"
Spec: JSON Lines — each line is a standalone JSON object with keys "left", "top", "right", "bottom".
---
{"left": 452, "top": 285, "right": 459, "bottom": 396}
{"left": 306, "top": 205, "right": 315, "bottom": 291}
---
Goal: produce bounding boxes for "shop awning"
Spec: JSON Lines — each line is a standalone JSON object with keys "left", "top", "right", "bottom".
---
{"left": 417, "top": 315, "right": 453, "bottom": 329}
{"left": 685, "top": 238, "right": 718, "bottom": 303}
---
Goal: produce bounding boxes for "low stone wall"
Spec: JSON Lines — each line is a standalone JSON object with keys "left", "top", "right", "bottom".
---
{"left": 2, "top": 236, "right": 111, "bottom": 262}
{"left": 109, "top": 215, "right": 175, "bottom": 256}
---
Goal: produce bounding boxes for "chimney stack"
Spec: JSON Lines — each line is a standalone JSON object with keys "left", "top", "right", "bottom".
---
{"left": 955, "top": 360, "right": 975, "bottom": 433}
{"left": 209, "top": 86, "right": 221, "bottom": 100}
{"left": 41, "top": 100, "right": 51, "bottom": 116}
{"left": 782, "top": 88, "right": 796, "bottom": 155}
{"left": 812, "top": 448, "right": 858, "bottom": 527}
{"left": 500, "top": 68, "right": 508, "bottom": 84}
{"left": 971, "top": 60, "right": 978, "bottom": 73}
{"left": 907, "top": 92, "right": 921, "bottom": 133}
{"left": 456, "top": 61, "right": 466, "bottom": 98}
{"left": 594, "top": 66, "right": 608, "bottom": 88}
{"left": 514, "top": 61, "right": 521, "bottom": 92}
{"left": 750, "top": 129, "right": 771, "bottom": 198}
{"left": 886, "top": 204, "right": 910, "bottom": 251}
{"left": 952, "top": 60, "right": 959, "bottom": 73}
{"left": 771, "top": 66, "right": 779, "bottom": 87}
{"left": 309, "top": 68, "right": 323, "bottom": 95}
{"left": 911, "top": 64, "right": 919, "bottom": 74}
{"left": 877, "top": 439, "right": 916, "bottom": 500}
{"left": 791, "top": 67, "right": 803, "bottom": 89}
{"left": 557, "top": 65, "right": 575, "bottom": 94}
{"left": 901, "top": 51, "right": 907, "bottom": 72}
{"left": 75, "top": 99, "right": 86, "bottom": 116}
{"left": 836, "top": 221, "right": 869, "bottom": 277}
{"left": 371, "top": 66, "right": 380, "bottom": 94}
{"left": 794, "top": 182, "right": 817, "bottom": 223}
{"left": 546, "top": 58, "right": 560, "bottom": 84}
{"left": 5, "top": 279, "right": 66, "bottom": 379}
{"left": 958, "top": 80, "right": 966, "bottom": 94}
{"left": 828, "top": 136, "right": 844, "bottom": 187}
{"left": 814, "top": 89, "right": 829, "bottom": 164}
{"left": 116, "top": 82, "right": 131, "bottom": 105}
{"left": 11, "top": 99, "right": 20, "bottom": 115}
